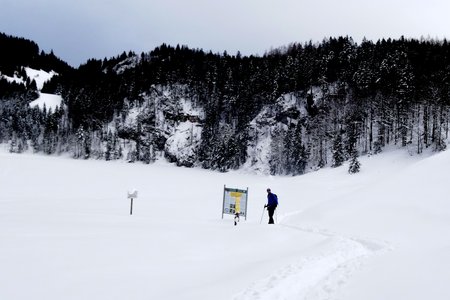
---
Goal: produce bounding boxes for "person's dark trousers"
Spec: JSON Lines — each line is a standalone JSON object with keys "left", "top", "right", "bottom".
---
{"left": 267, "top": 205, "right": 276, "bottom": 224}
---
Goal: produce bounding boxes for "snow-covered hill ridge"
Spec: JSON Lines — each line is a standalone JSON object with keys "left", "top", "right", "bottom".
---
{"left": 1, "top": 67, "right": 62, "bottom": 113}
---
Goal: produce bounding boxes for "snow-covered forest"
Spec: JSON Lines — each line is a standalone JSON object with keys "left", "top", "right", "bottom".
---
{"left": 1, "top": 32, "right": 450, "bottom": 174}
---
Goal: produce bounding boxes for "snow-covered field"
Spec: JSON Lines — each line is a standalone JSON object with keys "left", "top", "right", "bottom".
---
{"left": 1, "top": 149, "right": 450, "bottom": 300}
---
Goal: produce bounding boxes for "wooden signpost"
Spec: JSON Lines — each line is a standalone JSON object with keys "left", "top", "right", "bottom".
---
{"left": 128, "top": 190, "right": 138, "bottom": 215}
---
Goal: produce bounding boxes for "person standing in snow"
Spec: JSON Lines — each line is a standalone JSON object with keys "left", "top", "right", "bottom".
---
{"left": 265, "top": 188, "right": 278, "bottom": 224}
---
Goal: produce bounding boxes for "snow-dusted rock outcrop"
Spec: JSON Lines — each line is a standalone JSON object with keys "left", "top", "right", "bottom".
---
{"left": 244, "top": 92, "right": 309, "bottom": 174}
{"left": 116, "top": 84, "right": 204, "bottom": 166}
{"left": 165, "top": 121, "right": 202, "bottom": 167}
{"left": 112, "top": 55, "right": 141, "bottom": 75}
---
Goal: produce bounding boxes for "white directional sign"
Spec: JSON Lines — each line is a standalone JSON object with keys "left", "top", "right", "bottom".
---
{"left": 128, "top": 190, "right": 138, "bottom": 199}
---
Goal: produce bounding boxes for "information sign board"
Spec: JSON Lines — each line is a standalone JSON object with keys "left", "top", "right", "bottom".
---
{"left": 222, "top": 185, "right": 248, "bottom": 220}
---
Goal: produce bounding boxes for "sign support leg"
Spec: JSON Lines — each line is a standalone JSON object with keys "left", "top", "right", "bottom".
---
{"left": 222, "top": 184, "right": 226, "bottom": 219}
{"left": 130, "top": 198, "right": 133, "bottom": 215}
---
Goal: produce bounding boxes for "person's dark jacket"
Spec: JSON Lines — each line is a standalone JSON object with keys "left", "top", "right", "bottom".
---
{"left": 267, "top": 193, "right": 278, "bottom": 208}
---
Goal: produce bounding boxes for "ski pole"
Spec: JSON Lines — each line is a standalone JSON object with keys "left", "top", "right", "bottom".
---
{"left": 259, "top": 206, "right": 266, "bottom": 224}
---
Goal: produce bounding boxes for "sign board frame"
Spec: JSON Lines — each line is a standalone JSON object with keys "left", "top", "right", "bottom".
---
{"left": 222, "top": 185, "right": 249, "bottom": 220}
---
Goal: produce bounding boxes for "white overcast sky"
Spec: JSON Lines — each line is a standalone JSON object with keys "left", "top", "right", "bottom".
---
{"left": 1, "top": 0, "right": 449, "bottom": 66}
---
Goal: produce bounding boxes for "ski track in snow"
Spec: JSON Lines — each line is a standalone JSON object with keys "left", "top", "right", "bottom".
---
{"left": 232, "top": 211, "right": 390, "bottom": 300}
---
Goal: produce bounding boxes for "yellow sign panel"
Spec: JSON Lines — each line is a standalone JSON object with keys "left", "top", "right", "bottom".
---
{"left": 235, "top": 197, "right": 241, "bottom": 213}
{"left": 230, "top": 192, "right": 242, "bottom": 213}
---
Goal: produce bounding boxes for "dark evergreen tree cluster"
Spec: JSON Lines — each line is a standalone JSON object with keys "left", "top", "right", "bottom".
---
{"left": 2, "top": 33, "right": 450, "bottom": 175}
{"left": 0, "top": 32, "right": 71, "bottom": 76}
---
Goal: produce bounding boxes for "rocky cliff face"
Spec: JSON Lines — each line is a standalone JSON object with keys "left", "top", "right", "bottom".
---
{"left": 114, "top": 84, "right": 204, "bottom": 167}
{"left": 106, "top": 82, "right": 335, "bottom": 175}
{"left": 244, "top": 92, "right": 309, "bottom": 174}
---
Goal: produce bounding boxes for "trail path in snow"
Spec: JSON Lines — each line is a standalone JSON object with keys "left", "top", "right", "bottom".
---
{"left": 232, "top": 211, "right": 389, "bottom": 300}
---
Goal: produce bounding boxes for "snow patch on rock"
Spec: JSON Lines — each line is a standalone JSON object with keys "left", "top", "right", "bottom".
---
{"left": 165, "top": 121, "right": 202, "bottom": 167}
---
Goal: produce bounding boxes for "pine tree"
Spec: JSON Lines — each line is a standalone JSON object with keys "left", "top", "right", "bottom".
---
{"left": 331, "top": 131, "right": 345, "bottom": 167}
{"left": 348, "top": 147, "right": 361, "bottom": 174}
{"left": 9, "top": 134, "right": 18, "bottom": 153}
{"left": 105, "top": 131, "right": 113, "bottom": 161}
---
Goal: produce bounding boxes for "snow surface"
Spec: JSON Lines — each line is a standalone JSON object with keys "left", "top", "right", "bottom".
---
{"left": 0, "top": 72, "right": 24, "bottom": 85}
{"left": 24, "top": 67, "right": 57, "bottom": 90}
{"left": 0, "top": 68, "right": 57, "bottom": 90}
{"left": 1, "top": 149, "right": 450, "bottom": 300}
{"left": 29, "top": 93, "right": 62, "bottom": 112}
